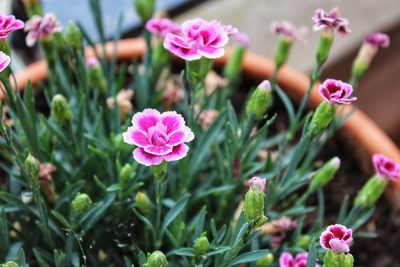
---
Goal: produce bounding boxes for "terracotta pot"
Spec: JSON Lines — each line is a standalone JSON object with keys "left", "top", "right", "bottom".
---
{"left": 11, "top": 37, "right": 400, "bottom": 194}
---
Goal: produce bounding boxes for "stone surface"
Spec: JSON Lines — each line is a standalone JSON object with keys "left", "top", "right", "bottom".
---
{"left": 175, "top": 0, "right": 400, "bottom": 72}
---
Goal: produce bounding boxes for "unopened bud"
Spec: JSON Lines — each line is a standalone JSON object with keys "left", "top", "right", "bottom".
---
{"left": 224, "top": 46, "right": 245, "bottom": 81}
{"left": 307, "top": 101, "right": 335, "bottom": 138}
{"left": 295, "top": 234, "right": 312, "bottom": 250}
{"left": 119, "top": 164, "right": 133, "bottom": 184}
{"left": 324, "top": 250, "right": 354, "bottom": 267}
{"left": 309, "top": 157, "right": 340, "bottom": 192}
{"left": 246, "top": 80, "right": 272, "bottom": 120}
{"left": 134, "top": 0, "right": 156, "bottom": 21}
{"left": 255, "top": 253, "right": 274, "bottom": 267}
{"left": 275, "top": 38, "right": 292, "bottom": 69}
{"left": 64, "top": 21, "right": 83, "bottom": 53}
{"left": 87, "top": 58, "right": 107, "bottom": 94}
{"left": 316, "top": 31, "right": 334, "bottom": 65}
{"left": 354, "top": 175, "right": 388, "bottom": 209}
{"left": 145, "top": 251, "right": 168, "bottom": 267}
{"left": 135, "top": 192, "right": 153, "bottom": 216}
{"left": 51, "top": 94, "right": 72, "bottom": 127}
{"left": 193, "top": 236, "right": 210, "bottom": 258}
{"left": 24, "top": 154, "right": 39, "bottom": 191}
{"left": 244, "top": 177, "right": 266, "bottom": 224}
{"left": 72, "top": 193, "right": 92, "bottom": 214}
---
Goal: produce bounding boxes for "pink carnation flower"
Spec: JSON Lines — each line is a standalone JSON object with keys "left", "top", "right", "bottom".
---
{"left": 364, "top": 32, "right": 390, "bottom": 48}
{"left": 248, "top": 176, "right": 266, "bottom": 193}
{"left": 271, "top": 21, "right": 308, "bottom": 43}
{"left": 279, "top": 252, "right": 319, "bottom": 267}
{"left": 319, "top": 79, "right": 357, "bottom": 105}
{"left": 312, "top": 7, "right": 351, "bottom": 36}
{"left": 164, "top": 18, "right": 237, "bottom": 61}
{"left": 372, "top": 154, "right": 400, "bottom": 181}
{"left": 0, "top": 15, "right": 24, "bottom": 39}
{"left": 123, "top": 109, "right": 194, "bottom": 166}
{"left": 146, "top": 18, "right": 181, "bottom": 38}
{"left": 25, "top": 13, "right": 63, "bottom": 47}
{"left": 231, "top": 32, "right": 250, "bottom": 48}
{"left": 0, "top": 51, "right": 11, "bottom": 73}
{"left": 320, "top": 224, "right": 353, "bottom": 254}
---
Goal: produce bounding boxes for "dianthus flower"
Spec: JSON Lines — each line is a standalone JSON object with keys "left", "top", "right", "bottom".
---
{"left": 123, "top": 109, "right": 194, "bottom": 166}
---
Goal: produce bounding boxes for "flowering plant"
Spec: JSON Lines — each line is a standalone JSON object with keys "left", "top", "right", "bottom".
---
{"left": 0, "top": 1, "right": 397, "bottom": 267}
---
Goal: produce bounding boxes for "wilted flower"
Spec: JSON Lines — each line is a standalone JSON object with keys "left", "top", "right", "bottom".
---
{"left": 107, "top": 89, "right": 134, "bottom": 120}
{"left": 205, "top": 71, "right": 228, "bottom": 96}
{"left": 364, "top": 32, "right": 390, "bottom": 48}
{"left": 279, "top": 252, "right": 319, "bottom": 267}
{"left": 161, "top": 77, "right": 184, "bottom": 108}
{"left": 312, "top": 7, "right": 351, "bottom": 36}
{"left": 38, "top": 163, "right": 57, "bottom": 203}
{"left": 271, "top": 21, "right": 308, "bottom": 43}
{"left": 0, "top": 15, "right": 24, "bottom": 39}
{"left": 372, "top": 154, "right": 400, "bottom": 181}
{"left": 123, "top": 109, "right": 194, "bottom": 166}
{"left": 25, "top": 13, "right": 62, "bottom": 47}
{"left": 319, "top": 79, "right": 357, "bottom": 105}
{"left": 195, "top": 108, "right": 219, "bottom": 130}
{"left": 320, "top": 224, "right": 353, "bottom": 254}
{"left": 0, "top": 51, "right": 11, "bottom": 73}
{"left": 38, "top": 163, "right": 56, "bottom": 182}
{"left": 146, "top": 18, "right": 181, "bottom": 38}
{"left": 164, "top": 18, "right": 237, "bottom": 61}
{"left": 261, "top": 216, "right": 297, "bottom": 248}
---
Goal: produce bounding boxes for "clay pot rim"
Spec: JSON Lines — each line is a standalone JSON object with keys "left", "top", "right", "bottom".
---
{"left": 12, "top": 37, "right": 400, "bottom": 189}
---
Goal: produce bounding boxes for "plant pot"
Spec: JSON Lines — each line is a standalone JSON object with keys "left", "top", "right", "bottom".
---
{"left": 12, "top": 37, "right": 400, "bottom": 190}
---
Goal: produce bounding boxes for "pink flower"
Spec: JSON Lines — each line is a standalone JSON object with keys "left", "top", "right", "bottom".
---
{"left": 86, "top": 57, "right": 100, "bottom": 68}
{"left": 259, "top": 80, "right": 271, "bottom": 91}
{"left": 372, "top": 154, "right": 400, "bottom": 181}
{"left": 364, "top": 32, "right": 390, "bottom": 48}
{"left": 164, "top": 18, "right": 237, "bottom": 61}
{"left": 280, "top": 252, "right": 319, "bottom": 267}
{"left": 318, "top": 79, "right": 357, "bottom": 105}
{"left": 231, "top": 32, "right": 250, "bottom": 48}
{"left": 312, "top": 7, "right": 351, "bottom": 36}
{"left": 320, "top": 224, "right": 353, "bottom": 254}
{"left": 0, "top": 51, "right": 11, "bottom": 73}
{"left": 122, "top": 109, "right": 194, "bottom": 166}
{"left": 248, "top": 177, "right": 266, "bottom": 193}
{"left": 0, "top": 15, "right": 24, "bottom": 39}
{"left": 271, "top": 21, "right": 308, "bottom": 43}
{"left": 25, "top": 13, "right": 62, "bottom": 47}
{"left": 146, "top": 18, "right": 181, "bottom": 38}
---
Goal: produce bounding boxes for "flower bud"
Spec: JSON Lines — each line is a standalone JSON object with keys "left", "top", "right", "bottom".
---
{"left": 134, "top": 0, "right": 156, "bottom": 21}
{"left": 223, "top": 46, "right": 245, "bottom": 82}
{"left": 135, "top": 192, "right": 153, "bottom": 216}
{"left": 316, "top": 31, "right": 334, "bottom": 65}
{"left": 244, "top": 177, "right": 266, "bottom": 224}
{"left": 246, "top": 80, "right": 272, "bottom": 120}
{"left": 307, "top": 101, "right": 335, "bottom": 138}
{"left": 152, "top": 41, "right": 170, "bottom": 69}
{"left": 64, "top": 21, "right": 83, "bottom": 53}
{"left": 119, "top": 164, "right": 133, "bottom": 184}
{"left": 255, "top": 253, "right": 274, "bottom": 267}
{"left": 87, "top": 58, "right": 107, "bottom": 94}
{"left": 145, "top": 251, "right": 168, "bottom": 267}
{"left": 193, "top": 236, "right": 210, "bottom": 258}
{"left": 24, "top": 154, "right": 39, "bottom": 191}
{"left": 324, "top": 250, "right": 354, "bottom": 267}
{"left": 275, "top": 38, "right": 292, "bottom": 69}
{"left": 51, "top": 94, "right": 72, "bottom": 127}
{"left": 309, "top": 157, "right": 340, "bottom": 192}
{"left": 72, "top": 193, "right": 92, "bottom": 214}
{"left": 354, "top": 175, "right": 388, "bottom": 209}
{"left": 2, "top": 261, "right": 20, "bottom": 267}
{"left": 296, "top": 234, "right": 312, "bottom": 250}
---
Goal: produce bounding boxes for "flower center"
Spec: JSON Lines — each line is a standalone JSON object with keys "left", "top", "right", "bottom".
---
{"left": 148, "top": 122, "right": 169, "bottom": 147}
{"left": 384, "top": 162, "right": 394, "bottom": 171}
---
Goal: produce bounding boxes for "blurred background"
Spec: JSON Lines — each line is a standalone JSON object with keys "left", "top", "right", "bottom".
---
{"left": 4, "top": 0, "right": 400, "bottom": 145}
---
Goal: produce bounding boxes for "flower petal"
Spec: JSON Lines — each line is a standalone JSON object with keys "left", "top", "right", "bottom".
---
{"left": 131, "top": 108, "right": 161, "bottom": 132}
{"left": 161, "top": 111, "right": 185, "bottom": 134}
{"left": 168, "top": 129, "right": 187, "bottom": 146}
{"left": 122, "top": 127, "right": 150, "bottom": 147}
{"left": 133, "top": 147, "right": 164, "bottom": 166}
{"left": 144, "top": 145, "right": 173, "bottom": 156}
{"left": 163, "top": 144, "right": 189, "bottom": 162}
